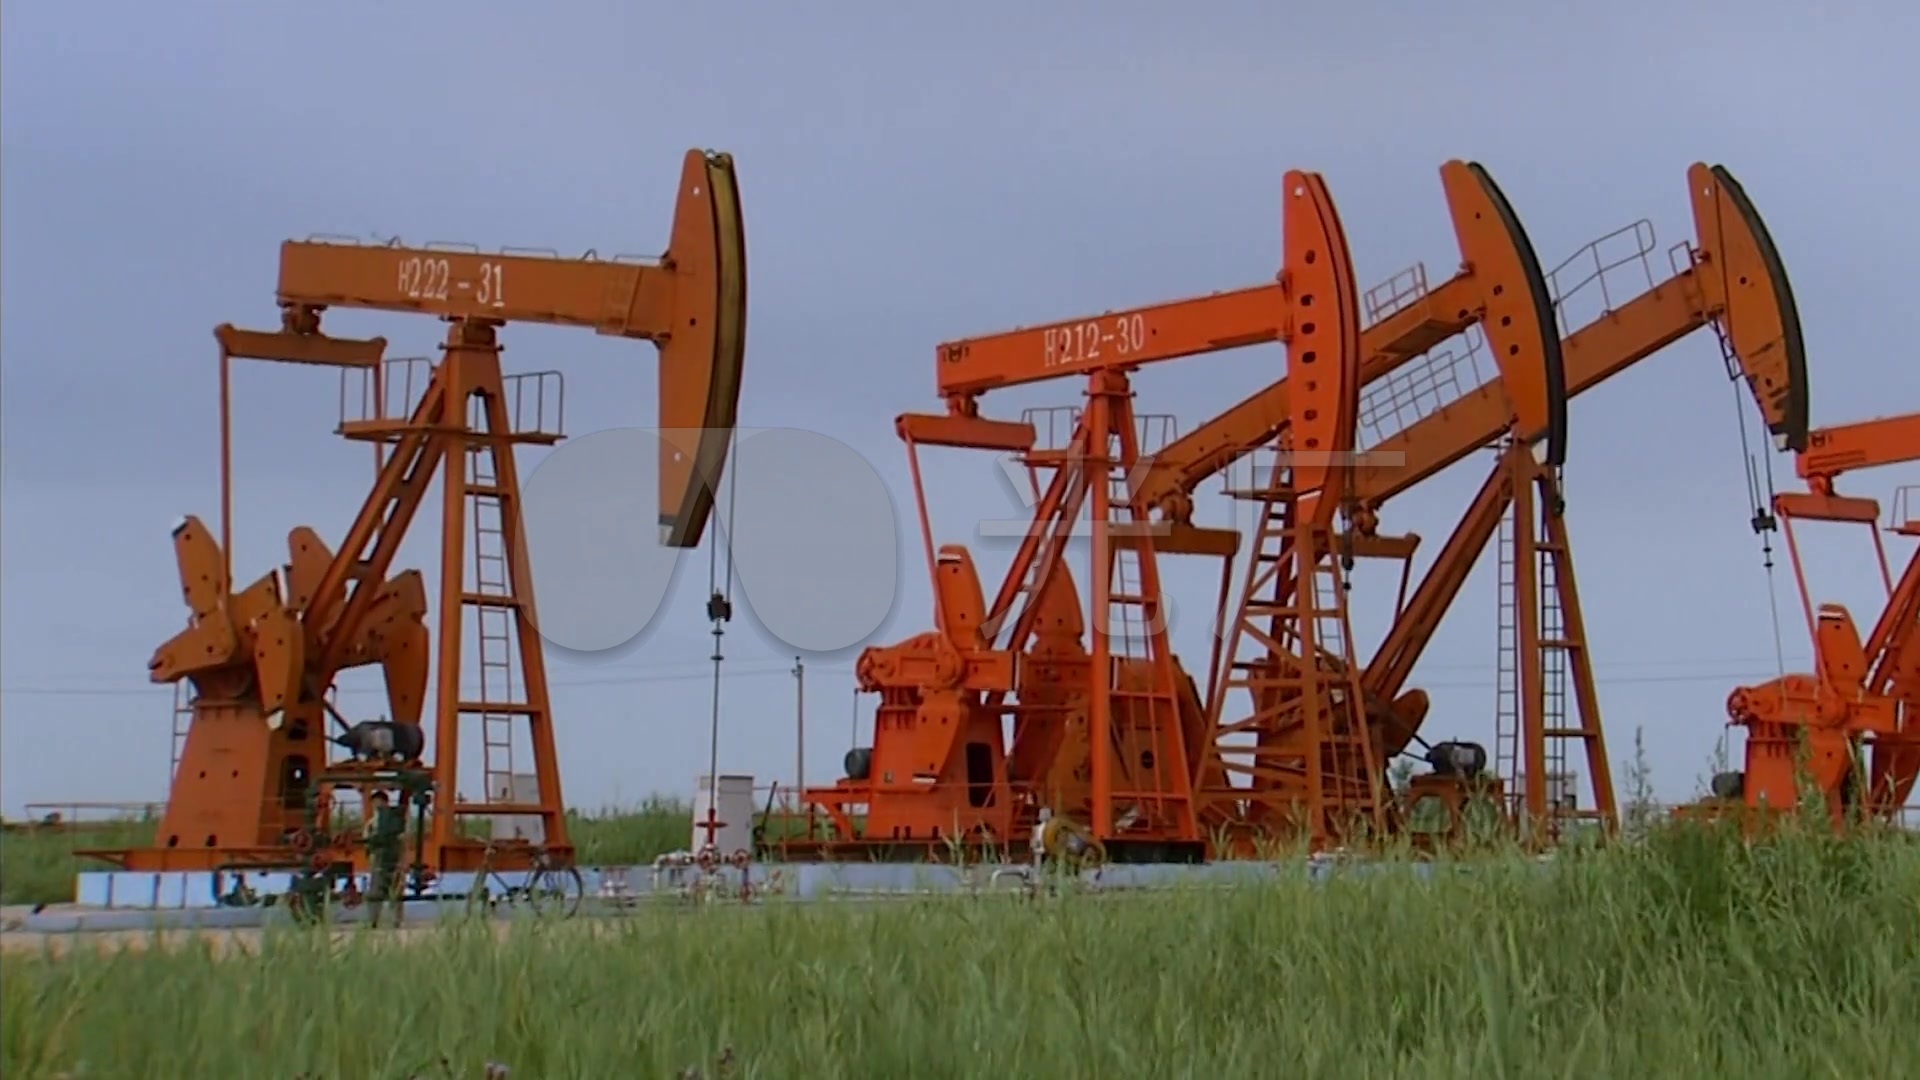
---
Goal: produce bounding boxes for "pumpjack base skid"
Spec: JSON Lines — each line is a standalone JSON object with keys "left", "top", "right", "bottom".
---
{"left": 1664, "top": 799, "right": 1856, "bottom": 838}
{"left": 85, "top": 809, "right": 574, "bottom": 876}
{"left": 79, "top": 843, "right": 576, "bottom": 877}
{"left": 76, "top": 846, "right": 335, "bottom": 874}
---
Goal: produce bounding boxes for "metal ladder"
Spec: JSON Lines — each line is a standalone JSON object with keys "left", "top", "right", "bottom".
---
{"left": 1494, "top": 444, "right": 1522, "bottom": 807}
{"left": 1304, "top": 540, "right": 1377, "bottom": 841}
{"left": 1531, "top": 467, "right": 1613, "bottom": 836}
{"left": 466, "top": 413, "right": 521, "bottom": 808}
{"left": 1092, "top": 412, "right": 1194, "bottom": 840}
{"left": 169, "top": 683, "right": 194, "bottom": 783}
{"left": 1539, "top": 498, "right": 1573, "bottom": 811}
{"left": 992, "top": 406, "right": 1087, "bottom": 650}
{"left": 1493, "top": 451, "right": 1613, "bottom": 837}
{"left": 1211, "top": 446, "right": 1379, "bottom": 843}
{"left": 1100, "top": 444, "right": 1178, "bottom": 836}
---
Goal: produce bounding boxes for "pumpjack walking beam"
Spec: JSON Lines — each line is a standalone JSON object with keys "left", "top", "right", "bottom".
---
{"left": 1342, "top": 165, "right": 1807, "bottom": 842}
{"left": 1350, "top": 164, "right": 1808, "bottom": 758}
{"left": 1129, "top": 163, "right": 1809, "bottom": 544}
{"left": 105, "top": 150, "right": 747, "bottom": 876}
{"left": 1125, "top": 161, "right": 1567, "bottom": 560}
{"left": 1192, "top": 159, "right": 1602, "bottom": 850}
{"left": 274, "top": 150, "right": 748, "bottom": 549}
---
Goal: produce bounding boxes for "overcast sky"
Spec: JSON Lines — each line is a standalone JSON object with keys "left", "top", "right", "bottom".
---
{"left": 4, "top": 1, "right": 1916, "bottom": 818}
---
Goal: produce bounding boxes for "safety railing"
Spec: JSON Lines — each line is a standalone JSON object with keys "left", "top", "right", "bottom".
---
{"left": 1546, "top": 220, "right": 1659, "bottom": 338}
{"left": 1363, "top": 262, "right": 1431, "bottom": 328}
{"left": 334, "top": 357, "right": 566, "bottom": 443}
{"left": 338, "top": 355, "right": 433, "bottom": 431}
{"left": 1016, "top": 407, "right": 1180, "bottom": 459}
{"left": 1020, "top": 405, "right": 1081, "bottom": 454}
{"left": 493, "top": 370, "right": 568, "bottom": 443}
{"left": 1356, "top": 324, "right": 1492, "bottom": 448}
{"left": 170, "top": 683, "right": 193, "bottom": 783}
{"left": 301, "top": 233, "right": 665, "bottom": 268}
{"left": 8, "top": 802, "right": 165, "bottom": 833}
{"left": 1135, "top": 413, "right": 1179, "bottom": 458}
{"left": 1890, "top": 485, "right": 1919, "bottom": 533}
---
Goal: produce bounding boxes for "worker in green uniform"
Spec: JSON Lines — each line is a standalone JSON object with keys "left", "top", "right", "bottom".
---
{"left": 363, "top": 790, "right": 407, "bottom": 907}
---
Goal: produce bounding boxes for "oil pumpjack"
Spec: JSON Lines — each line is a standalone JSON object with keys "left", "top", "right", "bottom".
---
{"left": 91, "top": 150, "right": 748, "bottom": 914}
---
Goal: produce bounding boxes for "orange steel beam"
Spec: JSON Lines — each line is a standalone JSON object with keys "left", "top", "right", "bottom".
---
{"left": 908, "top": 168, "right": 1355, "bottom": 644}
{"left": 1773, "top": 410, "right": 1920, "bottom": 645}
{"left": 1797, "top": 413, "right": 1920, "bottom": 488}
{"left": 1195, "top": 169, "right": 1378, "bottom": 846}
{"left": 1724, "top": 409, "right": 1920, "bottom": 824}
{"left": 1133, "top": 161, "right": 1562, "bottom": 534}
{"left": 958, "top": 170, "right": 1355, "bottom": 701}
{"left": 1691, "top": 164, "right": 1808, "bottom": 446}
{"left": 1340, "top": 165, "right": 1808, "bottom": 783}
{"left": 212, "top": 325, "right": 387, "bottom": 582}
{"left": 1364, "top": 163, "right": 1805, "bottom": 641}
{"left": 1773, "top": 413, "right": 1920, "bottom": 528}
{"left": 902, "top": 161, "right": 1559, "bottom": 852}
{"left": 276, "top": 148, "right": 747, "bottom": 549}
{"left": 1352, "top": 164, "right": 1805, "bottom": 506}
{"left": 1134, "top": 162, "right": 1810, "bottom": 524}
{"left": 932, "top": 162, "right": 1550, "bottom": 426}
{"left": 1861, "top": 537, "right": 1920, "bottom": 709}
{"left": 935, "top": 284, "right": 1282, "bottom": 398}
{"left": 1198, "top": 162, "right": 1597, "bottom": 843}
{"left": 1285, "top": 170, "right": 1365, "bottom": 511}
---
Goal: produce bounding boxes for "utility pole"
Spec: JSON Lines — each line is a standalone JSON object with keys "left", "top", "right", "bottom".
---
{"left": 792, "top": 656, "right": 805, "bottom": 804}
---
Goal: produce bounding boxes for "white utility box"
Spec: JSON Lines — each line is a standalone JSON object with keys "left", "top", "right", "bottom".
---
{"left": 692, "top": 773, "right": 756, "bottom": 854}
{"left": 1546, "top": 770, "right": 1579, "bottom": 812}
{"left": 489, "top": 772, "right": 545, "bottom": 843}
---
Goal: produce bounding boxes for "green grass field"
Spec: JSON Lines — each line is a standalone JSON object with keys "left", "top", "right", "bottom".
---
{"left": 3, "top": 815, "right": 1918, "bottom": 1077}
{"left": 0, "top": 800, "right": 697, "bottom": 908}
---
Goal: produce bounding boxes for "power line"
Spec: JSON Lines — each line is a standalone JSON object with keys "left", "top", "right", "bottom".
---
{"left": 0, "top": 667, "right": 845, "bottom": 698}
{"left": 13, "top": 654, "right": 806, "bottom": 684}
{"left": 1415, "top": 670, "right": 1769, "bottom": 690}
{"left": 0, "top": 657, "right": 845, "bottom": 697}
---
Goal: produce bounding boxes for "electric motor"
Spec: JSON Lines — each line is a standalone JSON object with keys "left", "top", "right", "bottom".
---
{"left": 332, "top": 719, "right": 424, "bottom": 764}
{"left": 1709, "top": 770, "right": 1745, "bottom": 800}
{"left": 844, "top": 747, "right": 874, "bottom": 782}
{"left": 1426, "top": 740, "right": 1488, "bottom": 778}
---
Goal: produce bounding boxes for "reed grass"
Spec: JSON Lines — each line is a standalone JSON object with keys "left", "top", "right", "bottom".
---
{"left": 4, "top": 816, "right": 1917, "bottom": 1078}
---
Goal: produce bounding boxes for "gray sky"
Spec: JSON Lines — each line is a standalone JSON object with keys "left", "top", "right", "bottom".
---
{"left": 4, "top": 1, "right": 1916, "bottom": 817}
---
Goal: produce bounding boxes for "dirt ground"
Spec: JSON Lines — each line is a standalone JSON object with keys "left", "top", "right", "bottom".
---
{"left": 0, "top": 904, "right": 523, "bottom": 958}
{"left": 0, "top": 892, "right": 981, "bottom": 958}
{"left": 0, "top": 901, "right": 753, "bottom": 958}
{"left": 0, "top": 918, "right": 591, "bottom": 958}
